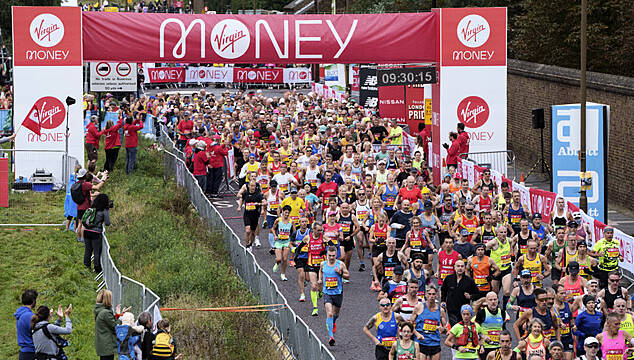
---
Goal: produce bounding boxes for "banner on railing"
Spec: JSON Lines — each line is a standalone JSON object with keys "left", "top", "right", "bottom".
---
{"left": 147, "top": 66, "right": 311, "bottom": 84}
{"left": 457, "top": 157, "right": 634, "bottom": 275}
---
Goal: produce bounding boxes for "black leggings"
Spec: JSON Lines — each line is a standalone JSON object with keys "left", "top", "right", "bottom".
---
{"left": 103, "top": 147, "right": 120, "bottom": 172}
{"left": 83, "top": 230, "right": 103, "bottom": 273}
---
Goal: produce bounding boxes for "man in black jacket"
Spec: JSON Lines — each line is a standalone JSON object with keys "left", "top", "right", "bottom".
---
{"left": 440, "top": 259, "right": 479, "bottom": 326}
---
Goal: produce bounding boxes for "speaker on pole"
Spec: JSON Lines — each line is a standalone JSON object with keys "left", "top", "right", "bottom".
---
{"left": 532, "top": 108, "right": 545, "bottom": 129}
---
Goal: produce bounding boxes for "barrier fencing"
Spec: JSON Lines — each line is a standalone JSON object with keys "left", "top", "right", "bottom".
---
{"left": 460, "top": 150, "right": 516, "bottom": 181}
{"left": 159, "top": 126, "right": 335, "bottom": 360}
{"left": 100, "top": 230, "right": 161, "bottom": 321}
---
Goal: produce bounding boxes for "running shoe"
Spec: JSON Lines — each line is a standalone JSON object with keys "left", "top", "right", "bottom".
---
{"left": 359, "top": 263, "right": 366, "bottom": 272}
{"left": 299, "top": 293, "right": 306, "bottom": 302}
{"left": 311, "top": 308, "right": 319, "bottom": 316}
{"left": 281, "top": 274, "right": 288, "bottom": 281}
{"left": 254, "top": 237, "right": 261, "bottom": 247}
{"left": 273, "top": 263, "right": 279, "bottom": 273}
{"left": 333, "top": 322, "right": 337, "bottom": 334}
{"left": 328, "top": 337, "right": 335, "bottom": 346}
{"left": 246, "top": 246, "right": 252, "bottom": 253}
{"left": 343, "top": 279, "right": 350, "bottom": 284}
{"left": 269, "top": 248, "right": 275, "bottom": 255}
{"left": 289, "top": 260, "right": 295, "bottom": 267}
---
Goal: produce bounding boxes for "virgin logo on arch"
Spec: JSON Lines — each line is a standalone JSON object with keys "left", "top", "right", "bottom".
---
{"left": 457, "top": 96, "right": 489, "bottom": 128}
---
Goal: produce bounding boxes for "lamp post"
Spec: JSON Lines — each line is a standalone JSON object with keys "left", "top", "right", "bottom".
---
{"left": 579, "top": 0, "right": 588, "bottom": 212}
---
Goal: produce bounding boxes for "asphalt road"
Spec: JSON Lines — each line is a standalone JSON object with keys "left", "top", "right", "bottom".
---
{"left": 156, "top": 86, "right": 544, "bottom": 359}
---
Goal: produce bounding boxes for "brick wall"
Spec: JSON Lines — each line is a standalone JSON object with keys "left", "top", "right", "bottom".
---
{"left": 507, "top": 60, "right": 634, "bottom": 212}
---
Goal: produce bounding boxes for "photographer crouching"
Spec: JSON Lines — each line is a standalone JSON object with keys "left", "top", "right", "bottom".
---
{"left": 82, "top": 194, "right": 113, "bottom": 274}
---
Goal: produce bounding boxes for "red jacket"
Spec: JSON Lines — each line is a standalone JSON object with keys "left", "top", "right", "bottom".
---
{"left": 457, "top": 131, "right": 470, "bottom": 158}
{"left": 103, "top": 119, "right": 124, "bottom": 149}
{"left": 192, "top": 151, "right": 209, "bottom": 176}
{"left": 177, "top": 120, "right": 194, "bottom": 140}
{"left": 446, "top": 138, "right": 460, "bottom": 166}
{"left": 85, "top": 122, "right": 103, "bottom": 146}
{"left": 208, "top": 144, "right": 229, "bottom": 168}
{"left": 124, "top": 119, "right": 144, "bottom": 148}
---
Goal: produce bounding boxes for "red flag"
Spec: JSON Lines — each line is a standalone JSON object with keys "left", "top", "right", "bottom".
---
{"left": 22, "top": 103, "right": 41, "bottom": 136}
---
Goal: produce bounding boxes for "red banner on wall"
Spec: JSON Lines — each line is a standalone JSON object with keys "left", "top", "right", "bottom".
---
{"left": 82, "top": 12, "right": 436, "bottom": 63}
{"left": 405, "top": 85, "right": 424, "bottom": 131}
{"left": 147, "top": 67, "right": 186, "bottom": 83}
{"left": 233, "top": 68, "right": 282, "bottom": 83}
{"left": 379, "top": 86, "right": 405, "bottom": 124}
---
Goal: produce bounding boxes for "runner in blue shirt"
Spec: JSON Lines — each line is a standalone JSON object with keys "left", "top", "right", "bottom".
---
{"left": 319, "top": 246, "right": 350, "bottom": 346}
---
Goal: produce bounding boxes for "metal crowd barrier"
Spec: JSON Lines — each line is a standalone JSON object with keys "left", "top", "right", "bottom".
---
{"left": 460, "top": 150, "right": 517, "bottom": 180}
{"left": 159, "top": 125, "right": 335, "bottom": 360}
{"left": 99, "top": 231, "right": 161, "bottom": 317}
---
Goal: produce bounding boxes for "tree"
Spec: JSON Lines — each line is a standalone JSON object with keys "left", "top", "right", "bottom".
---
{"left": 0, "top": 1, "right": 62, "bottom": 52}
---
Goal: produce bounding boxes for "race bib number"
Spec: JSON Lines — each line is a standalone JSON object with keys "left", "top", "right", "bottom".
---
{"left": 309, "top": 256, "right": 324, "bottom": 266}
{"left": 501, "top": 254, "right": 511, "bottom": 266}
{"left": 607, "top": 247, "right": 619, "bottom": 258}
{"left": 246, "top": 203, "right": 256, "bottom": 211}
{"left": 386, "top": 199, "right": 395, "bottom": 207}
{"left": 487, "top": 330, "right": 500, "bottom": 345}
{"left": 440, "top": 267, "right": 453, "bottom": 280}
{"left": 381, "top": 336, "right": 396, "bottom": 348}
{"left": 280, "top": 184, "right": 289, "bottom": 192}
{"left": 325, "top": 276, "right": 338, "bottom": 289}
{"left": 384, "top": 267, "right": 395, "bottom": 278}
{"left": 309, "top": 179, "right": 318, "bottom": 187}
{"left": 423, "top": 319, "right": 438, "bottom": 333}
{"left": 358, "top": 211, "right": 368, "bottom": 221}
{"left": 279, "top": 231, "right": 290, "bottom": 240}
{"left": 341, "top": 224, "right": 351, "bottom": 233}
{"left": 475, "top": 275, "right": 488, "bottom": 286}
{"left": 291, "top": 216, "right": 299, "bottom": 224}
{"left": 560, "top": 322, "right": 570, "bottom": 335}
{"left": 410, "top": 239, "right": 422, "bottom": 247}
{"left": 543, "top": 328, "right": 553, "bottom": 339}
{"left": 270, "top": 202, "right": 279, "bottom": 210}
{"left": 606, "top": 350, "right": 624, "bottom": 360}
{"left": 520, "top": 244, "right": 528, "bottom": 255}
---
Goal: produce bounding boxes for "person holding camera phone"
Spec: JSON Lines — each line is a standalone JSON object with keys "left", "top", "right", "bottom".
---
{"left": 31, "top": 304, "right": 73, "bottom": 360}
{"left": 83, "top": 194, "right": 112, "bottom": 274}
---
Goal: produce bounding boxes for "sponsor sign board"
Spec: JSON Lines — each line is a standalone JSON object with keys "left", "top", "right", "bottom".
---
{"left": 90, "top": 62, "right": 138, "bottom": 92}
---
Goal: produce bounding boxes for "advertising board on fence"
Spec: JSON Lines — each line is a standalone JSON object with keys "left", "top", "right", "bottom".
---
{"left": 147, "top": 66, "right": 311, "bottom": 84}
{"left": 146, "top": 67, "right": 186, "bottom": 83}
{"left": 552, "top": 103, "right": 609, "bottom": 223}
{"left": 90, "top": 62, "right": 138, "bottom": 92}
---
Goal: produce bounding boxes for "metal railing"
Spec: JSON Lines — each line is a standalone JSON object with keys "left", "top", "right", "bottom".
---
{"left": 99, "top": 230, "right": 161, "bottom": 317}
{"left": 159, "top": 125, "right": 335, "bottom": 360}
{"left": 460, "top": 150, "right": 517, "bottom": 180}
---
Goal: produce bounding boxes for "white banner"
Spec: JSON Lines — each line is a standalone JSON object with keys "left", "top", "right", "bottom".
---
{"left": 90, "top": 62, "right": 137, "bottom": 92}
{"left": 185, "top": 66, "right": 233, "bottom": 83}
{"left": 511, "top": 180, "right": 532, "bottom": 211}
{"left": 283, "top": 68, "right": 311, "bottom": 83}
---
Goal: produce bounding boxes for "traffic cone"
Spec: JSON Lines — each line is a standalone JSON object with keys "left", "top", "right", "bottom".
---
{"left": 520, "top": 172, "right": 525, "bottom": 186}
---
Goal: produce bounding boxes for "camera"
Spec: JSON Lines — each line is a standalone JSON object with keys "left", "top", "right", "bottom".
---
{"left": 108, "top": 200, "right": 114, "bottom": 209}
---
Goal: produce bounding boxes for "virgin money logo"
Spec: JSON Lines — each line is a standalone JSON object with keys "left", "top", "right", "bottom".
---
{"left": 30, "top": 14, "right": 65, "bottom": 48}
{"left": 247, "top": 71, "right": 257, "bottom": 80}
{"left": 457, "top": 96, "right": 489, "bottom": 128}
{"left": 456, "top": 15, "right": 490, "bottom": 48}
{"left": 35, "top": 96, "right": 66, "bottom": 129}
{"left": 211, "top": 19, "right": 250, "bottom": 59}
{"left": 299, "top": 71, "right": 308, "bottom": 80}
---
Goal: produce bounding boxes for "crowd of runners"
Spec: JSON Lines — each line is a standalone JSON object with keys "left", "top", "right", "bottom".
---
{"left": 157, "top": 87, "right": 631, "bottom": 360}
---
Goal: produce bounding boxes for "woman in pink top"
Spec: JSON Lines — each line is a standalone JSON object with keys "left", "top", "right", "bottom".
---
{"left": 597, "top": 313, "right": 633, "bottom": 360}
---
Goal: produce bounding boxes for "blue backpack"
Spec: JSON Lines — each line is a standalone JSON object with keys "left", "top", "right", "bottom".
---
{"left": 115, "top": 324, "right": 141, "bottom": 360}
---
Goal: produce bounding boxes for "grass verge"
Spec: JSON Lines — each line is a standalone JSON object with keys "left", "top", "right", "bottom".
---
{"left": 0, "top": 138, "right": 278, "bottom": 359}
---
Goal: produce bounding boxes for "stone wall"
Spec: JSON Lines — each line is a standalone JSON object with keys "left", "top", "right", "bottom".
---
{"left": 507, "top": 60, "right": 634, "bottom": 212}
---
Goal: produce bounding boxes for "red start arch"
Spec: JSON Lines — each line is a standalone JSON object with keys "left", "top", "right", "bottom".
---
{"left": 11, "top": 6, "right": 507, "bottom": 185}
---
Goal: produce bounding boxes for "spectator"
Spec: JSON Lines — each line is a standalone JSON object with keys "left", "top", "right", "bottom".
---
{"left": 73, "top": 168, "right": 106, "bottom": 243}
{"left": 152, "top": 319, "right": 183, "bottom": 359}
{"left": 192, "top": 141, "right": 209, "bottom": 192}
{"left": 95, "top": 289, "right": 128, "bottom": 360}
{"left": 31, "top": 304, "right": 72, "bottom": 359}
{"left": 124, "top": 114, "right": 144, "bottom": 175}
{"left": 83, "top": 193, "right": 111, "bottom": 273}
{"left": 0, "top": 132, "right": 16, "bottom": 144}
{"left": 14, "top": 289, "right": 38, "bottom": 360}
{"left": 102, "top": 117, "right": 124, "bottom": 172}
{"left": 207, "top": 134, "right": 230, "bottom": 198}
{"left": 85, "top": 115, "right": 103, "bottom": 162}
{"left": 456, "top": 122, "right": 470, "bottom": 158}
{"left": 443, "top": 132, "right": 460, "bottom": 170}
{"left": 138, "top": 311, "right": 155, "bottom": 360}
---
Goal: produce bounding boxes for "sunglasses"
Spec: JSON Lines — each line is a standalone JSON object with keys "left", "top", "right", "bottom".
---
{"left": 379, "top": 303, "right": 391, "bottom": 307}
{"left": 610, "top": 279, "right": 620, "bottom": 282}
{"left": 586, "top": 344, "right": 599, "bottom": 349}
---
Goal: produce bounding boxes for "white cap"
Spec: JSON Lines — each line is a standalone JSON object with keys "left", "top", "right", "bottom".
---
{"left": 584, "top": 337, "right": 599, "bottom": 346}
